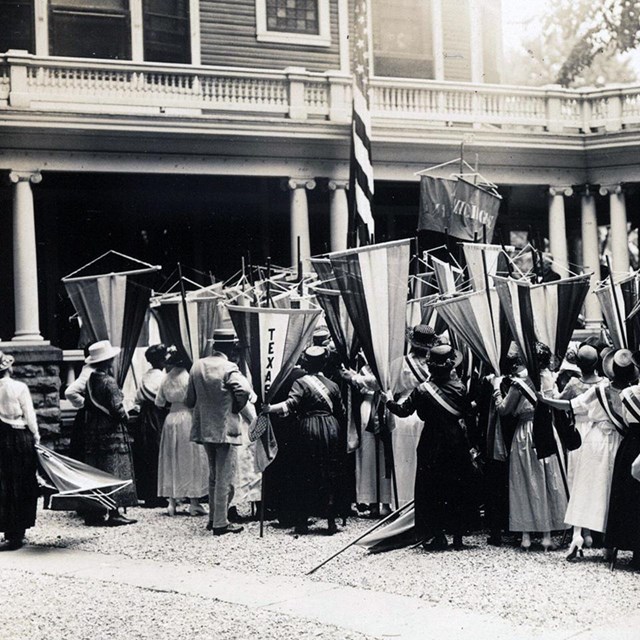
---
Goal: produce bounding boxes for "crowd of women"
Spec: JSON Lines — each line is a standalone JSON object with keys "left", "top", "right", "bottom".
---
{"left": 0, "top": 324, "right": 639, "bottom": 573}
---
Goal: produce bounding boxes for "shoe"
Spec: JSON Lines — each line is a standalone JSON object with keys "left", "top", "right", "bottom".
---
{"left": 227, "top": 506, "right": 241, "bottom": 523}
{"left": 0, "top": 539, "right": 23, "bottom": 551}
{"left": 327, "top": 519, "right": 338, "bottom": 535}
{"left": 213, "top": 523, "right": 244, "bottom": 536}
{"left": 487, "top": 535, "right": 502, "bottom": 547}
{"left": 84, "top": 515, "right": 107, "bottom": 527}
{"left": 519, "top": 539, "right": 531, "bottom": 552}
{"left": 189, "top": 503, "right": 208, "bottom": 517}
{"left": 583, "top": 534, "right": 593, "bottom": 549}
{"left": 542, "top": 541, "right": 558, "bottom": 552}
{"left": 379, "top": 504, "right": 392, "bottom": 518}
{"left": 566, "top": 534, "right": 584, "bottom": 562}
{"left": 422, "top": 535, "right": 448, "bottom": 551}
{"left": 167, "top": 499, "right": 177, "bottom": 517}
{"left": 453, "top": 535, "right": 466, "bottom": 550}
{"left": 294, "top": 524, "right": 309, "bottom": 535}
{"left": 107, "top": 513, "right": 137, "bottom": 527}
{"left": 206, "top": 521, "right": 214, "bottom": 531}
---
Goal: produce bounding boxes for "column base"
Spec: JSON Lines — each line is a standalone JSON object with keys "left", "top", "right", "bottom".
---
{"left": 5, "top": 337, "right": 49, "bottom": 346}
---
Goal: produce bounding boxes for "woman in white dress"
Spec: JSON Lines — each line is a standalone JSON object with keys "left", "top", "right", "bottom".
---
{"left": 540, "top": 348, "right": 637, "bottom": 561}
{"left": 156, "top": 347, "right": 209, "bottom": 516}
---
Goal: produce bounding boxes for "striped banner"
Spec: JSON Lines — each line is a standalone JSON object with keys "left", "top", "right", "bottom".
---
{"left": 494, "top": 274, "right": 590, "bottom": 385}
{"left": 329, "top": 239, "right": 411, "bottom": 393}
{"left": 594, "top": 273, "right": 640, "bottom": 350}
{"left": 348, "top": 0, "right": 375, "bottom": 247}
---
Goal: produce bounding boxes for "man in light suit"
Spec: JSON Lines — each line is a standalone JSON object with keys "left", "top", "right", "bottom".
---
{"left": 186, "top": 329, "right": 252, "bottom": 535}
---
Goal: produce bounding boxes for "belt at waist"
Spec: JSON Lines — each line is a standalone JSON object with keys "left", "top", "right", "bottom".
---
{"left": 0, "top": 419, "right": 26, "bottom": 430}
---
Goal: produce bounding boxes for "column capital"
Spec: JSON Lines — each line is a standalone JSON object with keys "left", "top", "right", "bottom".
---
{"left": 598, "top": 184, "right": 624, "bottom": 196}
{"left": 328, "top": 179, "right": 349, "bottom": 191}
{"left": 9, "top": 171, "right": 42, "bottom": 185}
{"left": 548, "top": 186, "right": 573, "bottom": 197}
{"left": 287, "top": 178, "right": 316, "bottom": 191}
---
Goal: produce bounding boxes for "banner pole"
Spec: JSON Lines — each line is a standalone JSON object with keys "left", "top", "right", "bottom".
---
{"left": 306, "top": 499, "right": 415, "bottom": 575}
{"left": 607, "top": 255, "right": 628, "bottom": 349}
{"left": 177, "top": 262, "right": 195, "bottom": 361}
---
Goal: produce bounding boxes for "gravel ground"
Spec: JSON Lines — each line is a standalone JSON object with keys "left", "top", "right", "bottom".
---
{"left": 19, "top": 502, "right": 640, "bottom": 633}
{"left": 0, "top": 568, "right": 375, "bottom": 640}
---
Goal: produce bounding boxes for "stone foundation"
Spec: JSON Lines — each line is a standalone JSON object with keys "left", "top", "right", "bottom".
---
{"left": 0, "top": 344, "right": 64, "bottom": 448}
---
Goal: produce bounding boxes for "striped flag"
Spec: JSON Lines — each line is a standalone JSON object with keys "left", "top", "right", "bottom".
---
{"left": 348, "top": 0, "right": 375, "bottom": 247}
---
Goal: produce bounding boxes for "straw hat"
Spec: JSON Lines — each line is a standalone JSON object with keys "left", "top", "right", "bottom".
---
{"left": 602, "top": 348, "right": 637, "bottom": 382}
{"left": 0, "top": 352, "right": 15, "bottom": 372}
{"left": 304, "top": 345, "right": 328, "bottom": 362}
{"left": 85, "top": 340, "right": 121, "bottom": 364}
{"left": 408, "top": 324, "right": 437, "bottom": 350}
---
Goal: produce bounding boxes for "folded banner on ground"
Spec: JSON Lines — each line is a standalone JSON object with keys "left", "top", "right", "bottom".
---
{"left": 227, "top": 305, "right": 321, "bottom": 471}
{"left": 329, "top": 239, "right": 411, "bottom": 394}
{"left": 418, "top": 176, "right": 501, "bottom": 242}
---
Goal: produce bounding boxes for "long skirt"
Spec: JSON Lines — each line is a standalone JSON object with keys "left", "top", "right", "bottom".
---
{"left": 132, "top": 401, "right": 167, "bottom": 503}
{"left": 391, "top": 414, "right": 423, "bottom": 506}
{"left": 292, "top": 413, "right": 344, "bottom": 518}
{"left": 566, "top": 417, "right": 591, "bottom": 492}
{"left": 564, "top": 420, "right": 622, "bottom": 533}
{"left": 605, "top": 426, "right": 640, "bottom": 550}
{"left": 356, "top": 430, "right": 392, "bottom": 505}
{"left": 157, "top": 408, "right": 208, "bottom": 499}
{"left": 509, "top": 418, "right": 568, "bottom": 532}
{"left": 0, "top": 423, "right": 38, "bottom": 535}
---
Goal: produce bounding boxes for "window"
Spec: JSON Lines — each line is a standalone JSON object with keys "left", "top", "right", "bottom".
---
{"left": 143, "top": 0, "right": 190, "bottom": 63}
{"left": 0, "top": 0, "right": 35, "bottom": 53}
{"left": 372, "top": 0, "right": 434, "bottom": 79}
{"left": 49, "top": 0, "right": 130, "bottom": 59}
{"left": 255, "top": 0, "right": 330, "bottom": 47}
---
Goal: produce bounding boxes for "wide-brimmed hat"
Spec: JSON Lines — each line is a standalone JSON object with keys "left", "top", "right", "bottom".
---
{"left": 85, "top": 340, "right": 121, "bottom": 364}
{"left": 602, "top": 348, "right": 638, "bottom": 382}
{"left": 0, "top": 352, "right": 15, "bottom": 372}
{"left": 428, "top": 344, "right": 463, "bottom": 370}
{"left": 212, "top": 328, "right": 237, "bottom": 344}
{"left": 576, "top": 344, "right": 598, "bottom": 369}
{"left": 408, "top": 324, "right": 437, "bottom": 350}
{"left": 313, "top": 327, "right": 331, "bottom": 346}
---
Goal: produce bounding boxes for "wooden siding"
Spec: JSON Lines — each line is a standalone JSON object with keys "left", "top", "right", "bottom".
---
{"left": 200, "top": 0, "right": 341, "bottom": 72}
{"left": 442, "top": 0, "right": 472, "bottom": 82}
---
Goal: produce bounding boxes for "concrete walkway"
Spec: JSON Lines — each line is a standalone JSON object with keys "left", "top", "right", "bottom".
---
{"left": 0, "top": 547, "right": 630, "bottom": 640}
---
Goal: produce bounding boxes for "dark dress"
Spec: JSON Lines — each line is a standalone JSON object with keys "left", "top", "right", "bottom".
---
{"left": 284, "top": 373, "right": 347, "bottom": 521}
{"left": 84, "top": 370, "right": 138, "bottom": 509}
{"left": 605, "top": 386, "right": 640, "bottom": 553}
{"left": 387, "top": 373, "right": 476, "bottom": 540}
{"left": 132, "top": 369, "right": 167, "bottom": 505}
{"left": 0, "top": 378, "right": 39, "bottom": 538}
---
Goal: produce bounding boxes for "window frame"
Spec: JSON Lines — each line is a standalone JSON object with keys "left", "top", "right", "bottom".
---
{"left": 255, "top": 0, "right": 331, "bottom": 48}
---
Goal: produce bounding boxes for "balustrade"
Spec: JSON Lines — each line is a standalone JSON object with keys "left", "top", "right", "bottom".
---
{"left": 5, "top": 50, "right": 640, "bottom": 134}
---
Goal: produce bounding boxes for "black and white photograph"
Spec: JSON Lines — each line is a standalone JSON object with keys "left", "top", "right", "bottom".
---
{"left": 1, "top": 0, "right": 640, "bottom": 638}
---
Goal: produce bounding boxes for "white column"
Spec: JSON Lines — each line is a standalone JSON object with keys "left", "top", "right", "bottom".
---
{"left": 581, "top": 191, "right": 602, "bottom": 327}
{"left": 189, "top": 0, "right": 202, "bottom": 65}
{"left": 288, "top": 178, "right": 315, "bottom": 266}
{"left": 34, "top": 0, "right": 49, "bottom": 56}
{"left": 469, "top": 0, "right": 483, "bottom": 83}
{"left": 9, "top": 171, "right": 44, "bottom": 343}
{"left": 548, "top": 187, "right": 570, "bottom": 275}
{"left": 328, "top": 180, "right": 349, "bottom": 252}
{"left": 609, "top": 185, "right": 630, "bottom": 275}
{"left": 130, "top": 0, "right": 144, "bottom": 62}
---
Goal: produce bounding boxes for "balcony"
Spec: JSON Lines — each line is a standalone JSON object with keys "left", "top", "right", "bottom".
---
{"left": 3, "top": 50, "right": 640, "bottom": 138}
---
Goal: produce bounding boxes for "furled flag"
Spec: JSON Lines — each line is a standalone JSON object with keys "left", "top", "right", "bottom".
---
{"left": 594, "top": 273, "right": 640, "bottom": 350}
{"left": 348, "top": 0, "right": 375, "bottom": 247}
{"left": 330, "top": 239, "right": 411, "bottom": 394}
{"left": 226, "top": 305, "right": 321, "bottom": 471}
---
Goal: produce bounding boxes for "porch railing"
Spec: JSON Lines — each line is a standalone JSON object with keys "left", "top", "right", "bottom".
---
{"left": 2, "top": 50, "right": 639, "bottom": 134}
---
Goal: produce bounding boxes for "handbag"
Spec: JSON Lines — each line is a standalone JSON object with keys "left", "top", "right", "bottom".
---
{"left": 554, "top": 408, "right": 582, "bottom": 452}
{"left": 631, "top": 453, "right": 640, "bottom": 483}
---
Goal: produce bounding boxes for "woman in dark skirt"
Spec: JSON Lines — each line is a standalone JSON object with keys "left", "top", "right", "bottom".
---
{"left": 133, "top": 343, "right": 167, "bottom": 507}
{"left": 0, "top": 351, "right": 40, "bottom": 550}
{"left": 82, "top": 340, "right": 138, "bottom": 526}
{"left": 606, "top": 381, "right": 640, "bottom": 569}
{"left": 264, "top": 346, "right": 347, "bottom": 535}
{"left": 384, "top": 345, "right": 477, "bottom": 550}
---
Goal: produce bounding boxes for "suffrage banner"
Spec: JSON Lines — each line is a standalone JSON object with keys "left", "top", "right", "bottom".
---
{"left": 418, "top": 176, "right": 501, "bottom": 242}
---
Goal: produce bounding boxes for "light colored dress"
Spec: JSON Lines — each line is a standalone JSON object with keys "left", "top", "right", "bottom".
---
{"left": 156, "top": 368, "right": 209, "bottom": 499}
{"left": 565, "top": 382, "right": 624, "bottom": 533}
{"left": 557, "top": 374, "right": 603, "bottom": 491}
{"left": 496, "top": 371, "right": 568, "bottom": 532}
{"left": 389, "top": 353, "right": 430, "bottom": 506}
